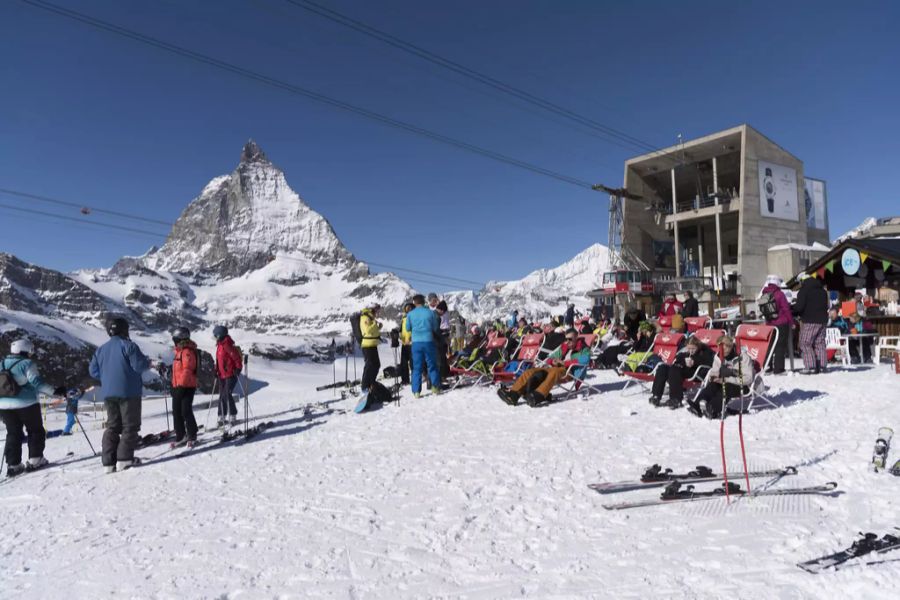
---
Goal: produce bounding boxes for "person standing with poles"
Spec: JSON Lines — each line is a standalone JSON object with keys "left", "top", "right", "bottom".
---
{"left": 89, "top": 318, "right": 151, "bottom": 473}
{"left": 398, "top": 302, "right": 413, "bottom": 385}
{"left": 0, "top": 338, "right": 66, "bottom": 477}
{"left": 359, "top": 304, "right": 383, "bottom": 393}
{"left": 213, "top": 325, "right": 242, "bottom": 428}
{"left": 170, "top": 327, "right": 200, "bottom": 447}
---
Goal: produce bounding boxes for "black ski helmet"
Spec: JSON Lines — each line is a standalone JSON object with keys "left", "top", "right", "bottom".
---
{"left": 212, "top": 325, "right": 228, "bottom": 340}
{"left": 172, "top": 327, "right": 191, "bottom": 343}
{"left": 106, "top": 317, "right": 129, "bottom": 338}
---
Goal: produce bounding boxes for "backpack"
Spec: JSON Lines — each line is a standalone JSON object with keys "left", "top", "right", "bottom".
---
{"left": 349, "top": 312, "right": 363, "bottom": 345}
{"left": 758, "top": 292, "right": 779, "bottom": 321}
{"left": 0, "top": 359, "right": 24, "bottom": 397}
{"left": 369, "top": 381, "right": 397, "bottom": 405}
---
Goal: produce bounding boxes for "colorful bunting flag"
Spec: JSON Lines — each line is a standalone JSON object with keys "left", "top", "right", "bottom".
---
{"left": 817, "top": 267, "right": 826, "bottom": 279}
{"left": 883, "top": 259, "right": 892, "bottom": 272}
{"left": 826, "top": 260, "right": 836, "bottom": 273}
{"left": 860, "top": 251, "right": 869, "bottom": 263}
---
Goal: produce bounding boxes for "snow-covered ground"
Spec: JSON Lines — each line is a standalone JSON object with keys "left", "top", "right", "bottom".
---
{"left": 1, "top": 351, "right": 899, "bottom": 599}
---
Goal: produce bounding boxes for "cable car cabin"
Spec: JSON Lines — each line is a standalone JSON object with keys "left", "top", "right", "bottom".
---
{"left": 601, "top": 270, "right": 654, "bottom": 295}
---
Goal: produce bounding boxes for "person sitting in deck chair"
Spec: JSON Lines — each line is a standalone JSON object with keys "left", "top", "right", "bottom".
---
{"left": 649, "top": 336, "right": 715, "bottom": 409}
{"left": 687, "top": 335, "right": 754, "bottom": 419}
{"left": 452, "top": 326, "right": 485, "bottom": 367}
{"left": 497, "top": 328, "right": 590, "bottom": 407}
{"left": 617, "top": 321, "right": 657, "bottom": 373}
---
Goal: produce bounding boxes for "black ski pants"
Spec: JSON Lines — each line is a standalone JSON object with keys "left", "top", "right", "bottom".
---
{"left": 770, "top": 323, "right": 789, "bottom": 374}
{"left": 399, "top": 345, "right": 412, "bottom": 384}
{"left": 650, "top": 364, "right": 687, "bottom": 401}
{"left": 171, "top": 387, "right": 198, "bottom": 441}
{"left": 1, "top": 403, "right": 45, "bottom": 466}
{"left": 218, "top": 376, "right": 238, "bottom": 418}
{"left": 361, "top": 347, "right": 381, "bottom": 391}
{"left": 102, "top": 397, "right": 142, "bottom": 466}
{"left": 695, "top": 382, "right": 745, "bottom": 418}
{"left": 436, "top": 332, "right": 451, "bottom": 379}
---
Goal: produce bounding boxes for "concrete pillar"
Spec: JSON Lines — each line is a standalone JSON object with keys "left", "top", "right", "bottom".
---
{"left": 671, "top": 168, "right": 681, "bottom": 278}
{"left": 712, "top": 156, "right": 723, "bottom": 291}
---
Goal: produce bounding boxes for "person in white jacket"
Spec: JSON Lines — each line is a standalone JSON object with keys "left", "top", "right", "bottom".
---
{"left": 687, "top": 335, "right": 754, "bottom": 419}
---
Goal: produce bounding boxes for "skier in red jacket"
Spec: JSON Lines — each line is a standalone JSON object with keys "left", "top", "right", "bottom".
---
{"left": 170, "top": 327, "right": 200, "bottom": 445}
{"left": 213, "top": 325, "right": 243, "bottom": 427}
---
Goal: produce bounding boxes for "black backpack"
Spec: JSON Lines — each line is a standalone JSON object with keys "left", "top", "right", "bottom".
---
{"left": 349, "top": 312, "right": 364, "bottom": 345}
{"left": 758, "top": 292, "right": 779, "bottom": 321}
{"left": 0, "top": 359, "right": 24, "bottom": 397}
{"left": 369, "top": 381, "right": 398, "bottom": 405}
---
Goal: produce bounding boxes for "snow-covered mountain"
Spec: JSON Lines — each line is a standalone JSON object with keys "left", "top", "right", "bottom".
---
{"left": 2, "top": 141, "right": 414, "bottom": 366}
{"left": 833, "top": 217, "right": 877, "bottom": 244}
{"left": 444, "top": 243, "right": 609, "bottom": 322}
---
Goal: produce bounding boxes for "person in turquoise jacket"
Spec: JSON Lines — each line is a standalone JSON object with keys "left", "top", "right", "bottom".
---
{"left": 0, "top": 338, "right": 65, "bottom": 477}
{"left": 405, "top": 294, "right": 442, "bottom": 397}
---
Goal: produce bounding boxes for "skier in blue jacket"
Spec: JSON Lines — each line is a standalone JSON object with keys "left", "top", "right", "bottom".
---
{"left": 406, "top": 294, "right": 442, "bottom": 397}
{"left": 0, "top": 338, "right": 66, "bottom": 477}
{"left": 89, "top": 317, "right": 151, "bottom": 473}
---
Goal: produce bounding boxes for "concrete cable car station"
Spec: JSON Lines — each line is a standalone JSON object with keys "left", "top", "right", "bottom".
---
{"left": 595, "top": 124, "right": 831, "bottom": 316}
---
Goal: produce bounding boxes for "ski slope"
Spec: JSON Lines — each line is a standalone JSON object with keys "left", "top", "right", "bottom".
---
{"left": 1, "top": 353, "right": 899, "bottom": 598}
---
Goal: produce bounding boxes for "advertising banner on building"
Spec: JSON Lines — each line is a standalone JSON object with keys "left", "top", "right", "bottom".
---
{"left": 758, "top": 160, "right": 799, "bottom": 221}
{"left": 804, "top": 177, "right": 827, "bottom": 230}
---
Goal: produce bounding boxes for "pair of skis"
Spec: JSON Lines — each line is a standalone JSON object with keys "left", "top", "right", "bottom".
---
{"left": 872, "top": 427, "right": 895, "bottom": 473}
{"left": 590, "top": 464, "right": 839, "bottom": 510}
{"left": 799, "top": 530, "right": 900, "bottom": 573}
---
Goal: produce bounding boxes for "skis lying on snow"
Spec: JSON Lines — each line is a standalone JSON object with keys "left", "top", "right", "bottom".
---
{"left": 219, "top": 421, "right": 275, "bottom": 444}
{"left": 589, "top": 464, "right": 798, "bottom": 494}
{"left": 601, "top": 480, "right": 838, "bottom": 510}
{"left": 798, "top": 531, "right": 900, "bottom": 573}
{"left": 872, "top": 427, "right": 893, "bottom": 472}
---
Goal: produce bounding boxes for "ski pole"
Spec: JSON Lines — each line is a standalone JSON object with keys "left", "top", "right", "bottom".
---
{"left": 164, "top": 390, "right": 170, "bottom": 431}
{"left": 719, "top": 357, "right": 730, "bottom": 504}
{"left": 73, "top": 413, "right": 97, "bottom": 456}
{"left": 205, "top": 377, "right": 218, "bottom": 430}
{"left": 737, "top": 349, "right": 751, "bottom": 494}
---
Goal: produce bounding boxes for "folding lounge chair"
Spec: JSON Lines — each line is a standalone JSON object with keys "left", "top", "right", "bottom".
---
{"left": 679, "top": 329, "right": 726, "bottom": 396}
{"left": 685, "top": 316, "right": 711, "bottom": 334}
{"left": 620, "top": 333, "right": 684, "bottom": 394}
{"left": 450, "top": 336, "right": 508, "bottom": 389}
{"left": 732, "top": 324, "right": 779, "bottom": 411}
{"left": 493, "top": 333, "right": 545, "bottom": 384}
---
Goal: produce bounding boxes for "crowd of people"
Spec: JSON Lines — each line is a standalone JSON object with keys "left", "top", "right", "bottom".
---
{"left": 0, "top": 276, "right": 884, "bottom": 477}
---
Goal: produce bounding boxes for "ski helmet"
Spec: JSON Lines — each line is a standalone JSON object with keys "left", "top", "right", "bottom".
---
{"left": 10, "top": 338, "right": 34, "bottom": 356}
{"left": 212, "top": 325, "right": 228, "bottom": 340}
{"left": 106, "top": 317, "right": 129, "bottom": 338}
{"left": 172, "top": 327, "right": 191, "bottom": 343}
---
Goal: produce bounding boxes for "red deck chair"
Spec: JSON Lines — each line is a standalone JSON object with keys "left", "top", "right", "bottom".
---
{"left": 493, "top": 333, "right": 544, "bottom": 383}
{"left": 685, "top": 316, "right": 711, "bottom": 333}
{"left": 621, "top": 333, "right": 684, "bottom": 393}
{"left": 682, "top": 329, "right": 727, "bottom": 394}
{"left": 733, "top": 324, "right": 779, "bottom": 411}
{"left": 450, "top": 336, "right": 508, "bottom": 389}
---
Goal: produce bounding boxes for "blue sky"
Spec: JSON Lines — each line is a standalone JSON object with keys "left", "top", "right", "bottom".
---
{"left": 1, "top": 0, "right": 897, "bottom": 291}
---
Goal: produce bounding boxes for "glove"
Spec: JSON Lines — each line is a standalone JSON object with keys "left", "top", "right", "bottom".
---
{"left": 53, "top": 386, "right": 67, "bottom": 397}
{"left": 718, "top": 366, "right": 734, "bottom": 378}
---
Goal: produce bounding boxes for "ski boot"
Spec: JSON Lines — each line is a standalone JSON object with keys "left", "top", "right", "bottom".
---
{"left": 229, "top": 415, "right": 238, "bottom": 426}
{"left": 6, "top": 463, "right": 26, "bottom": 478}
{"left": 25, "top": 456, "right": 49, "bottom": 472}
{"left": 497, "top": 387, "right": 520, "bottom": 406}
{"left": 664, "top": 397, "right": 683, "bottom": 410}
{"left": 105, "top": 465, "right": 117, "bottom": 475}
{"left": 116, "top": 457, "right": 142, "bottom": 472}
{"left": 649, "top": 395, "right": 662, "bottom": 407}
{"left": 526, "top": 391, "right": 549, "bottom": 407}
{"left": 686, "top": 399, "right": 703, "bottom": 418}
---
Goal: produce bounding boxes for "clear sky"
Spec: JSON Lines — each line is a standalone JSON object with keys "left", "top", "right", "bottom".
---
{"left": 1, "top": 0, "right": 897, "bottom": 291}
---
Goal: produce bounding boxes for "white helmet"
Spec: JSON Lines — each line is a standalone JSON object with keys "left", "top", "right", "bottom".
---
{"left": 10, "top": 339, "right": 34, "bottom": 356}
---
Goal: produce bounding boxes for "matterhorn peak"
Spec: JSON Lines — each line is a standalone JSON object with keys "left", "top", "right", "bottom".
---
{"left": 240, "top": 139, "right": 269, "bottom": 165}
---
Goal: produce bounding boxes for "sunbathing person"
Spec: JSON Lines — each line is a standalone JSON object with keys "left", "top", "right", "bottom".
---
{"left": 497, "top": 329, "right": 590, "bottom": 407}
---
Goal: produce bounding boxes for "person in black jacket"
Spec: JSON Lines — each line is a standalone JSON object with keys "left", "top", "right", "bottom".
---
{"left": 792, "top": 274, "right": 829, "bottom": 373}
{"left": 682, "top": 291, "right": 699, "bottom": 318}
{"left": 649, "top": 336, "right": 714, "bottom": 408}
{"left": 623, "top": 306, "right": 647, "bottom": 342}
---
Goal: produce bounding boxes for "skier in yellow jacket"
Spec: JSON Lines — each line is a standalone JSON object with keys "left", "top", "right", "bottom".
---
{"left": 360, "top": 304, "right": 383, "bottom": 392}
